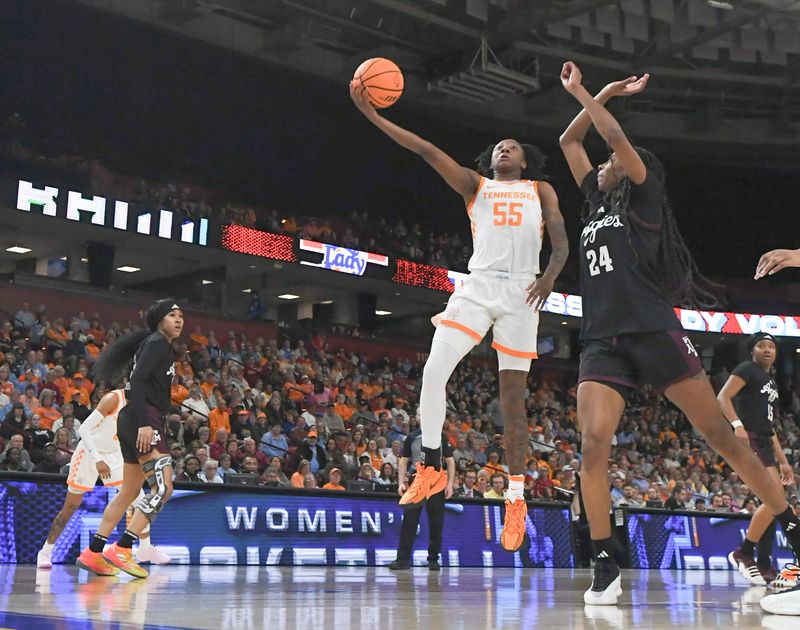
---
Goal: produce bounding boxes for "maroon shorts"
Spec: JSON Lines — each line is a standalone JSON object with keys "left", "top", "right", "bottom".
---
{"left": 748, "top": 431, "right": 777, "bottom": 468}
{"left": 118, "top": 404, "right": 168, "bottom": 464}
{"left": 579, "top": 330, "right": 703, "bottom": 397}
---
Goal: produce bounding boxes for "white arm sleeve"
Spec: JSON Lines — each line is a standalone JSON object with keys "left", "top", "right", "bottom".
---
{"left": 78, "top": 409, "right": 104, "bottom": 462}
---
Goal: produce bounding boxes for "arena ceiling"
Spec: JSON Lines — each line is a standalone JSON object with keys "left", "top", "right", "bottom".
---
{"left": 75, "top": 0, "right": 800, "bottom": 160}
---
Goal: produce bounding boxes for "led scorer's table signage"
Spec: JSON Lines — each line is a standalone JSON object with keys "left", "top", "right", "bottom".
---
{"left": 15, "top": 180, "right": 209, "bottom": 246}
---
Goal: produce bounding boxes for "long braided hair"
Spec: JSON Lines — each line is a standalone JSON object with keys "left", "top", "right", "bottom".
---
{"left": 596, "top": 147, "right": 722, "bottom": 308}
{"left": 474, "top": 141, "right": 548, "bottom": 180}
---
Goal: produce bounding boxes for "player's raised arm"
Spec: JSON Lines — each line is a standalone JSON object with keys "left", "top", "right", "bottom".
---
{"left": 350, "top": 81, "right": 480, "bottom": 204}
{"left": 559, "top": 72, "right": 649, "bottom": 187}
{"left": 560, "top": 61, "right": 649, "bottom": 185}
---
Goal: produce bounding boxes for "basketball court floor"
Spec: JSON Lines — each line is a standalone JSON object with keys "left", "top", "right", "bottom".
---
{"left": 0, "top": 565, "right": 796, "bottom": 629}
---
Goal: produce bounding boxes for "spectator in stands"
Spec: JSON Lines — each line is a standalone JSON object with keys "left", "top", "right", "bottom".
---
{"left": 269, "top": 455, "right": 291, "bottom": 485}
{"left": 239, "top": 437, "right": 268, "bottom": 473}
{"left": 297, "top": 429, "right": 328, "bottom": 474}
{"left": 240, "top": 455, "right": 260, "bottom": 476}
{"left": 1, "top": 402, "right": 27, "bottom": 443}
{"left": 260, "top": 466, "right": 286, "bottom": 488}
{"left": 52, "top": 415, "right": 80, "bottom": 449}
{"left": 324, "top": 401, "right": 347, "bottom": 433}
{"left": 204, "top": 427, "right": 226, "bottom": 458}
{"left": 664, "top": 486, "right": 688, "bottom": 510}
{"left": 209, "top": 398, "right": 231, "bottom": 436}
{"left": 455, "top": 470, "right": 480, "bottom": 498}
{"left": 291, "top": 459, "right": 311, "bottom": 488}
{"left": 215, "top": 453, "right": 234, "bottom": 478}
{"left": 322, "top": 467, "right": 345, "bottom": 491}
{"left": 375, "top": 463, "right": 396, "bottom": 490}
{"left": 200, "top": 459, "right": 223, "bottom": 483}
{"left": 251, "top": 411, "right": 269, "bottom": 443}
{"left": 614, "top": 484, "right": 642, "bottom": 507}
{"left": 52, "top": 428, "right": 73, "bottom": 465}
{"left": 33, "top": 443, "right": 62, "bottom": 473}
{"left": 33, "top": 389, "right": 61, "bottom": 430}
{"left": 303, "top": 473, "right": 317, "bottom": 489}
{"left": 259, "top": 423, "right": 289, "bottom": 458}
{"left": 13, "top": 302, "right": 35, "bottom": 331}
{"left": 356, "top": 462, "right": 377, "bottom": 489}
{"left": 176, "top": 456, "right": 202, "bottom": 482}
{"left": 710, "top": 493, "right": 726, "bottom": 512}
{"left": 0, "top": 446, "right": 26, "bottom": 471}
{"left": 484, "top": 473, "right": 506, "bottom": 500}
{"left": 231, "top": 409, "right": 254, "bottom": 440}
{"left": 25, "top": 414, "right": 53, "bottom": 459}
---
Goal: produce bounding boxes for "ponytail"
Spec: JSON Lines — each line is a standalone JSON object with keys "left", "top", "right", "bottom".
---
{"left": 92, "top": 329, "right": 149, "bottom": 385}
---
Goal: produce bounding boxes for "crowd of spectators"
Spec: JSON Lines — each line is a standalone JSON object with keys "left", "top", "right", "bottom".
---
{"left": 1, "top": 300, "right": 800, "bottom": 528}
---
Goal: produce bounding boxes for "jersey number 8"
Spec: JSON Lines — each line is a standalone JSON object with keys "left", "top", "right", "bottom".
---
{"left": 586, "top": 246, "right": 614, "bottom": 276}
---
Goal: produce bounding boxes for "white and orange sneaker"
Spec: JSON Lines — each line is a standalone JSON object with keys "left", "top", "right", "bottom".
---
{"left": 500, "top": 498, "right": 528, "bottom": 552}
{"left": 399, "top": 464, "right": 447, "bottom": 509}
{"left": 772, "top": 564, "right": 800, "bottom": 590}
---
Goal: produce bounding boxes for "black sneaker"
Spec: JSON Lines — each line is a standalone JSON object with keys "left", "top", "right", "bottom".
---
{"left": 728, "top": 549, "right": 767, "bottom": 586}
{"left": 583, "top": 559, "right": 622, "bottom": 606}
{"left": 428, "top": 559, "right": 441, "bottom": 571}
{"left": 388, "top": 560, "right": 410, "bottom": 570}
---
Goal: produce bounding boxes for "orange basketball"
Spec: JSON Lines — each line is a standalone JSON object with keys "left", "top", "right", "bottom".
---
{"left": 353, "top": 57, "right": 404, "bottom": 109}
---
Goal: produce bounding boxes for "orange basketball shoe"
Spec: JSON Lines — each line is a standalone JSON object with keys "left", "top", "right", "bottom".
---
{"left": 76, "top": 548, "right": 119, "bottom": 576}
{"left": 102, "top": 543, "right": 149, "bottom": 579}
{"left": 500, "top": 497, "right": 528, "bottom": 552}
{"left": 399, "top": 464, "right": 447, "bottom": 509}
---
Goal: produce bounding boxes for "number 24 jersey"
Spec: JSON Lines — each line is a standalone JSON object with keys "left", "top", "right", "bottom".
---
{"left": 578, "top": 169, "right": 682, "bottom": 341}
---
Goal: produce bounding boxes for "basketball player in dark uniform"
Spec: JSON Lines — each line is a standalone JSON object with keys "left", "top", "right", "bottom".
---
{"left": 77, "top": 298, "right": 183, "bottom": 578}
{"left": 721, "top": 333, "right": 794, "bottom": 586}
{"left": 389, "top": 429, "right": 455, "bottom": 570}
{"left": 559, "top": 61, "right": 800, "bottom": 606}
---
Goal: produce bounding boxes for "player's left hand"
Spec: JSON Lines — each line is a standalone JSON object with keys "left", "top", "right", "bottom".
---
{"left": 780, "top": 463, "right": 795, "bottom": 486}
{"left": 444, "top": 485, "right": 453, "bottom": 499}
{"left": 525, "top": 275, "right": 554, "bottom": 310}
{"left": 96, "top": 460, "right": 111, "bottom": 479}
{"left": 560, "top": 61, "right": 583, "bottom": 93}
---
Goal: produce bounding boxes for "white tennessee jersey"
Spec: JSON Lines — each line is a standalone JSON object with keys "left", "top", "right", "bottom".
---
{"left": 83, "top": 389, "right": 125, "bottom": 456}
{"left": 466, "top": 177, "right": 544, "bottom": 275}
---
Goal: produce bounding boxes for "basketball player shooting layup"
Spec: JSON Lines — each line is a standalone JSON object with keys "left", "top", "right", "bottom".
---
{"left": 37, "top": 389, "right": 170, "bottom": 569}
{"left": 350, "top": 81, "right": 569, "bottom": 552}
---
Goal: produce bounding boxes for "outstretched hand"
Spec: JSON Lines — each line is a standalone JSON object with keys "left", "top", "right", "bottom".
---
{"left": 560, "top": 61, "right": 583, "bottom": 93}
{"left": 754, "top": 248, "right": 800, "bottom": 278}
{"left": 349, "top": 80, "right": 378, "bottom": 120}
{"left": 606, "top": 74, "right": 650, "bottom": 97}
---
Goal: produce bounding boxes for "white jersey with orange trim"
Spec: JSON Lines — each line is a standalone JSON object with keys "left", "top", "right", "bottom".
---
{"left": 82, "top": 389, "right": 126, "bottom": 455}
{"left": 66, "top": 389, "right": 126, "bottom": 493}
{"left": 466, "top": 177, "right": 544, "bottom": 275}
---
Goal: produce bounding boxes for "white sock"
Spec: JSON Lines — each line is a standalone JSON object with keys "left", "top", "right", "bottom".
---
{"left": 507, "top": 475, "right": 524, "bottom": 501}
{"left": 138, "top": 525, "right": 152, "bottom": 550}
{"left": 41, "top": 542, "right": 54, "bottom": 554}
{"left": 419, "top": 339, "right": 467, "bottom": 449}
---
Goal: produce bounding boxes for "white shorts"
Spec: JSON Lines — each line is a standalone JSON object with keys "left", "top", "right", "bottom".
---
{"left": 433, "top": 271, "right": 540, "bottom": 371}
{"left": 66, "top": 445, "right": 124, "bottom": 493}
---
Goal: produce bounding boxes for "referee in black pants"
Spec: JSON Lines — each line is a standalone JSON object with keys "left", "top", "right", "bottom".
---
{"left": 389, "top": 429, "right": 455, "bottom": 570}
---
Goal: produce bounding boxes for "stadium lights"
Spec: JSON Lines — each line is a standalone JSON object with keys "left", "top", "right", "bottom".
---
{"left": 116, "top": 266, "right": 141, "bottom": 273}
{"left": 278, "top": 293, "right": 300, "bottom": 300}
{"left": 241, "top": 288, "right": 252, "bottom": 293}
{"left": 561, "top": 321, "right": 568, "bottom": 325}
{"left": 6, "top": 246, "right": 31, "bottom": 254}
{"left": 375, "top": 310, "right": 392, "bottom": 316}
{"left": 320, "top": 300, "right": 334, "bottom": 304}
{"left": 80, "top": 257, "right": 88, "bottom": 262}
{"left": 201, "top": 279, "right": 213, "bottom": 285}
